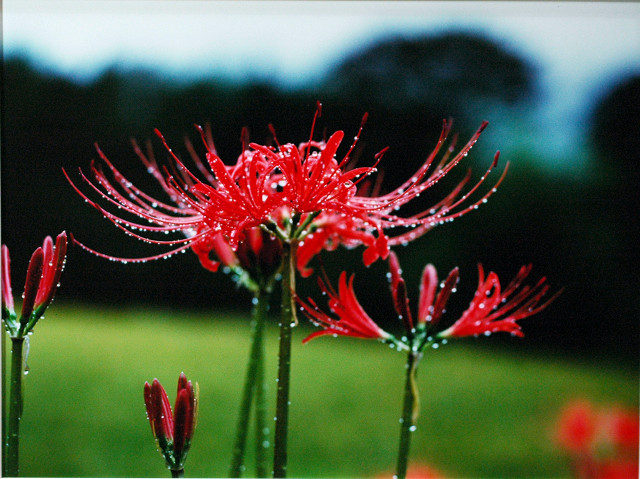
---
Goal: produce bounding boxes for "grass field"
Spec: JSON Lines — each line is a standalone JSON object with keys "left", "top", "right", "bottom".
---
{"left": 7, "top": 303, "right": 638, "bottom": 478}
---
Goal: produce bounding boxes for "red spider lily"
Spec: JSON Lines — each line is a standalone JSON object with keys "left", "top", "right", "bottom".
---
{"left": 144, "top": 373, "right": 199, "bottom": 473}
{"left": 299, "top": 271, "right": 394, "bottom": 344}
{"left": 437, "top": 263, "right": 561, "bottom": 339}
{"left": 300, "top": 252, "right": 559, "bottom": 347}
{"left": 386, "top": 251, "right": 460, "bottom": 333}
{"left": 137, "top": 133, "right": 285, "bottom": 282}
{"left": 295, "top": 213, "right": 389, "bottom": 277}
{"left": 66, "top": 105, "right": 504, "bottom": 272}
{"left": 1, "top": 232, "right": 68, "bottom": 338}
{"left": 191, "top": 227, "right": 282, "bottom": 282}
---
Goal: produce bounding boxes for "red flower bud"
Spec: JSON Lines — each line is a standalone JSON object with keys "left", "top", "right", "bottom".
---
{"left": 34, "top": 232, "right": 68, "bottom": 312}
{"left": 2, "top": 232, "right": 68, "bottom": 337}
{"left": 20, "top": 247, "right": 44, "bottom": 325}
{"left": 1, "top": 245, "right": 15, "bottom": 316}
{"left": 143, "top": 373, "right": 198, "bottom": 472}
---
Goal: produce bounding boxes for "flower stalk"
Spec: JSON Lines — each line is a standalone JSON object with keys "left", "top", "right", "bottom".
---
{"left": 5, "top": 337, "right": 25, "bottom": 477}
{"left": 272, "top": 240, "right": 296, "bottom": 478}
{"left": 229, "top": 287, "right": 271, "bottom": 478}
{"left": 395, "top": 351, "right": 421, "bottom": 479}
{"left": 254, "top": 304, "right": 270, "bottom": 479}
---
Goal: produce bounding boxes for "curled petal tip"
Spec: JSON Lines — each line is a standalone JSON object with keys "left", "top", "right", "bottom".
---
{"left": 374, "top": 146, "right": 389, "bottom": 160}
{"left": 492, "top": 151, "right": 500, "bottom": 168}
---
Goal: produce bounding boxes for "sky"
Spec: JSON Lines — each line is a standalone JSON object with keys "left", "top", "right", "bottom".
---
{"left": 3, "top": 1, "right": 640, "bottom": 168}
{"left": 4, "top": 1, "right": 639, "bottom": 87}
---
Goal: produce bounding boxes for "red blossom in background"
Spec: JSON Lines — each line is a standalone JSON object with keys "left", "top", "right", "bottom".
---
{"left": 556, "top": 400, "right": 639, "bottom": 479}
{"left": 1, "top": 232, "right": 68, "bottom": 338}
{"left": 300, "top": 252, "right": 559, "bottom": 348}
{"left": 144, "top": 373, "right": 199, "bottom": 473}
{"left": 66, "top": 105, "right": 505, "bottom": 274}
{"left": 557, "top": 401, "right": 598, "bottom": 454}
{"left": 377, "top": 464, "right": 447, "bottom": 479}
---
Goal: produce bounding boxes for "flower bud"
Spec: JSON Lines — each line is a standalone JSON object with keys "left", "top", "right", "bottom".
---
{"left": 2, "top": 232, "right": 68, "bottom": 338}
{"left": 144, "top": 373, "right": 199, "bottom": 473}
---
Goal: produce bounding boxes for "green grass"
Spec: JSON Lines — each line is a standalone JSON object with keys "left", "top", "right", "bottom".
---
{"left": 8, "top": 303, "right": 638, "bottom": 478}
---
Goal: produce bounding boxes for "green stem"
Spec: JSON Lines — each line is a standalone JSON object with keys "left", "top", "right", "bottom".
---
{"left": 229, "top": 288, "right": 270, "bottom": 478}
{"left": 395, "top": 352, "right": 420, "bottom": 479}
{"left": 272, "top": 243, "right": 296, "bottom": 478}
{"left": 6, "top": 337, "right": 25, "bottom": 477}
{"left": 254, "top": 310, "right": 269, "bottom": 479}
{"left": 170, "top": 467, "right": 184, "bottom": 478}
{"left": 2, "top": 329, "right": 8, "bottom": 475}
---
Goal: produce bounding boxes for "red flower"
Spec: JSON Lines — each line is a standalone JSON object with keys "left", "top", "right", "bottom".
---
{"left": 437, "top": 263, "right": 561, "bottom": 339}
{"left": 144, "top": 373, "right": 198, "bottom": 472}
{"left": 299, "top": 271, "right": 394, "bottom": 343}
{"left": 301, "top": 252, "right": 558, "bottom": 347}
{"left": 66, "top": 105, "right": 504, "bottom": 273}
{"left": 192, "top": 227, "right": 283, "bottom": 284}
{"left": 1, "top": 232, "right": 68, "bottom": 338}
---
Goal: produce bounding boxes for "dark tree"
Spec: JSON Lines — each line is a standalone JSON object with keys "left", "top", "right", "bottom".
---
{"left": 590, "top": 74, "right": 640, "bottom": 184}
{"left": 322, "top": 31, "right": 535, "bottom": 118}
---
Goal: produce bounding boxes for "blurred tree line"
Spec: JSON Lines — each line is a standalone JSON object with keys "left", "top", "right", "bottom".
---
{"left": 2, "top": 32, "right": 638, "bottom": 364}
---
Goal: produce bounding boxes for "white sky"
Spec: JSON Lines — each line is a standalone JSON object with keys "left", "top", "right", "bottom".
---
{"left": 3, "top": 1, "right": 640, "bottom": 170}
{"left": 4, "top": 1, "right": 639, "bottom": 88}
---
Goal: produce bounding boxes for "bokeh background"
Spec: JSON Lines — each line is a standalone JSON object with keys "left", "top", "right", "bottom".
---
{"left": 2, "top": 1, "right": 639, "bottom": 477}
